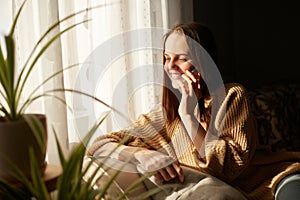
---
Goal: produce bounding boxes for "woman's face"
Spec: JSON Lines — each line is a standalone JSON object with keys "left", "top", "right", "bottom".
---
{"left": 164, "top": 32, "right": 194, "bottom": 90}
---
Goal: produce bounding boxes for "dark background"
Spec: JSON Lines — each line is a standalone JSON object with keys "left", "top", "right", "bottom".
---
{"left": 193, "top": 0, "right": 300, "bottom": 90}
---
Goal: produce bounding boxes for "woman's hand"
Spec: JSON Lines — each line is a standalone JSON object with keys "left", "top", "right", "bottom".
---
{"left": 177, "top": 69, "right": 206, "bottom": 156}
{"left": 134, "top": 149, "right": 184, "bottom": 183}
{"left": 178, "top": 69, "right": 202, "bottom": 116}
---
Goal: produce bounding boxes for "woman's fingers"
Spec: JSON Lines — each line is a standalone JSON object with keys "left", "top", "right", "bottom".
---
{"left": 164, "top": 165, "right": 177, "bottom": 179}
{"left": 185, "top": 70, "right": 197, "bottom": 83}
{"left": 159, "top": 161, "right": 184, "bottom": 183}
{"left": 181, "top": 73, "right": 193, "bottom": 84}
{"left": 154, "top": 164, "right": 183, "bottom": 183}
{"left": 181, "top": 74, "right": 194, "bottom": 96}
{"left": 158, "top": 168, "right": 172, "bottom": 181}
{"left": 172, "top": 162, "right": 184, "bottom": 182}
{"left": 153, "top": 172, "right": 164, "bottom": 183}
{"left": 182, "top": 73, "right": 198, "bottom": 97}
{"left": 182, "top": 70, "right": 201, "bottom": 94}
{"left": 135, "top": 150, "right": 185, "bottom": 183}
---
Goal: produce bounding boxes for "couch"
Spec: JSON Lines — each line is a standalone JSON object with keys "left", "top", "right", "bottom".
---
{"left": 247, "top": 81, "right": 300, "bottom": 152}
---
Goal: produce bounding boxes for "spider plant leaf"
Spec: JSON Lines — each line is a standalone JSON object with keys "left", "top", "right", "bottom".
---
{"left": 56, "top": 146, "right": 85, "bottom": 199}
{"left": 20, "top": 93, "right": 72, "bottom": 115}
{"left": 81, "top": 121, "right": 125, "bottom": 192}
{"left": 95, "top": 145, "right": 137, "bottom": 199}
{"left": 29, "top": 148, "right": 50, "bottom": 200}
{"left": 121, "top": 176, "right": 178, "bottom": 200}
{"left": 26, "top": 62, "right": 83, "bottom": 99}
{"left": 23, "top": 114, "right": 47, "bottom": 155}
{"left": 4, "top": 36, "right": 16, "bottom": 118}
{"left": 18, "top": 62, "right": 84, "bottom": 114}
{"left": 8, "top": 0, "right": 28, "bottom": 37}
{"left": 86, "top": 188, "right": 101, "bottom": 200}
{"left": 4, "top": 36, "right": 14, "bottom": 91}
{"left": 0, "top": 179, "right": 31, "bottom": 199}
{"left": 46, "top": 88, "right": 130, "bottom": 124}
{"left": 0, "top": 104, "right": 9, "bottom": 118}
{"left": 53, "top": 127, "right": 67, "bottom": 167}
{"left": 0, "top": 153, "right": 35, "bottom": 195}
{"left": 56, "top": 112, "right": 109, "bottom": 199}
{"left": 15, "top": 19, "right": 90, "bottom": 111}
{"left": 0, "top": 44, "right": 9, "bottom": 93}
{"left": 15, "top": 3, "right": 109, "bottom": 93}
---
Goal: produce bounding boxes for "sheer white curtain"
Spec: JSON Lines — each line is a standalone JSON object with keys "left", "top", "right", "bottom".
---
{"left": 9, "top": 0, "right": 68, "bottom": 164}
{"left": 59, "top": 0, "right": 193, "bottom": 149}
{"left": 5, "top": 0, "right": 193, "bottom": 164}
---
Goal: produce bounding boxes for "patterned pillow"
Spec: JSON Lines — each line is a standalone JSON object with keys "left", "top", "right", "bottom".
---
{"left": 248, "top": 82, "right": 300, "bottom": 152}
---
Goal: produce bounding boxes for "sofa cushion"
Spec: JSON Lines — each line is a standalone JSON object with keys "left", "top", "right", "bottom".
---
{"left": 248, "top": 82, "right": 300, "bottom": 152}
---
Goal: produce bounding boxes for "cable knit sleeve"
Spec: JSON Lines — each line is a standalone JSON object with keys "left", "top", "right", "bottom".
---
{"left": 199, "top": 83, "right": 258, "bottom": 182}
{"left": 86, "top": 105, "right": 175, "bottom": 157}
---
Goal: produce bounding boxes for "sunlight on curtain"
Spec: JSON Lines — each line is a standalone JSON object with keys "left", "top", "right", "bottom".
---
{"left": 58, "top": 0, "right": 193, "bottom": 149}
{"left": 4, "top": 0, "right": 192, "bottom": 165}
{"left": 10, "top": 0, "right": 68, "bottom": 164}
{"left": 58, "top": 0, "right": 167, "bottom": 147}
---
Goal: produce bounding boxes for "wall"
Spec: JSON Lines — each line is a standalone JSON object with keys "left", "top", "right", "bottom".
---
{"left": 193, "top": 0, "right": 300, "bottom": 89}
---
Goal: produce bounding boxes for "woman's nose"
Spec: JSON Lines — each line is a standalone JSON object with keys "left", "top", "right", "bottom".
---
{"left": 167, "top": 58, "right": 178, "bottom": 69}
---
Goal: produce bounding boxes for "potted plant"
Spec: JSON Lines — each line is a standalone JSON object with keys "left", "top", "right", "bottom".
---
{"left": 0, "top": 114, "right": 172, "bottom": 200}
{"left": 0, "top": 0, "right": 105, "bottom": 182}
{"left": 0, "top": 0, "right": 47, "bottom": 181}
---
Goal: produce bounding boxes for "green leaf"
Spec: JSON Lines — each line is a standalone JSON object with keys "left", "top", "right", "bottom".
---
{"left": 44, "top": 88, "right": 130, "bottom": 125}
{"left": 20, "top": 93, "right": 72, "bottom": 115}
{"left": 4, "top": 36, "right": 16, "bottom": 119}
{"left": 16, "top": 2, "right": 108, "bottom": 92}
{"left": 4, "top": 36, "right": 15, "bottom": 91}
{"left": 15, "top": 19, "right": 90, "bottom": 111}
{"left": 0, "top": 104, "right": 9, "bottom": 118}
{"left": 9, "top": 0, "right": 28, "bottom": 37}
{"left": 23, "top": 114, "right": 47, "bottom": 155}
{"left": 53, "top": 127, "right": 67, "bottom": 167}
{"left": 29, "top": 148, "right": 49, "bottom": 200}
{"left": 0, "top": 179, "right": 31, "bottom": 200}
{"left": 0, "top": 152, "right": 35, "bottom": 195}
{"left": 55, "top": 112, "right": 109, "bottom": 199}
{"left": 0, "top": 42, "right": 9, "bottom": 93}
{"left": 18, "top": 63, "right": 83, "bottom": 114}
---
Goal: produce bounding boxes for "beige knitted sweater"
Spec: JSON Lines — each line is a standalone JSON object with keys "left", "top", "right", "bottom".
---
{"left": 87, "top": 83, "right": 300, "bottom": 200}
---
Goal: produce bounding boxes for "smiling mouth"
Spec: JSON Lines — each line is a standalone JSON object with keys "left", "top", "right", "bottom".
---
{"left": 169, "top": 72, "right": 182, "bottom": 80}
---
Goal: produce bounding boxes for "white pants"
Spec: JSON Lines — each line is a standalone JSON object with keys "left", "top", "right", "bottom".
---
{"left": 143, "top": 166, "right": 247, "bottom": 200}
{"left": 83, "top": 157, "right": 247, "bottom": 200}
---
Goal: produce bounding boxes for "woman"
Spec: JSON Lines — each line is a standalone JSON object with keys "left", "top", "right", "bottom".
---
{"left": 87, "top": 22, "right": 300, "bottom": 200}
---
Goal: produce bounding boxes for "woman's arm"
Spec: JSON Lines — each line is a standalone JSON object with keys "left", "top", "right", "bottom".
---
{"left": 178, "top": 69, "right": 207, "bottom": 157}
{"left": 93, "top": 142, "right": 184, "bottom": 183}
{"left": 180, "top": 114, "right": 206, "bottom": 158}
{"left": 88, "top": 106, "right": 184, "bottom": 183}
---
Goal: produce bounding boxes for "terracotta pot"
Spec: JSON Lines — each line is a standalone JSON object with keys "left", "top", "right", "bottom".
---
{"left": 0, "top": 114, "right": 48, "bottom": 182}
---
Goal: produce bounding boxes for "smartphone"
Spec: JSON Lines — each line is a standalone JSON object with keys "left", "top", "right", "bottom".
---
{"left": 189, "top": 66, "right": 197, "bottom": 73}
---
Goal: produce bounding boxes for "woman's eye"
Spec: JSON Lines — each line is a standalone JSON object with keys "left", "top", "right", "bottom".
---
{"left": 178, "top": 57, "right": 187, "bottom": 62}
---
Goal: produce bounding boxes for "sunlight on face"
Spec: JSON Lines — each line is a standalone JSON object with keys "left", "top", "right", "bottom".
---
{"left": 164, "top": 32, "right": 194, "bottom": 90}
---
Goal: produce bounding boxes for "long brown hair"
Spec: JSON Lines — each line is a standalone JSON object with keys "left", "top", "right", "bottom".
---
{"left": 162, "top": 22, "right": 218, "bottom": 124}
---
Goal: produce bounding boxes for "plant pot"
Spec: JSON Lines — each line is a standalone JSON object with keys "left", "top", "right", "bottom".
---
{"left": 0, "top": 114, "right": 48, "bottom": 182}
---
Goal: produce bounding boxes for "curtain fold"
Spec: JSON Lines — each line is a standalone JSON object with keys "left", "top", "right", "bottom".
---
{"left": 9, "top": 0, "right": 193, "bottom": 164}
{"left": 12, "top": 0, "right": 68, "bottom": 164}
